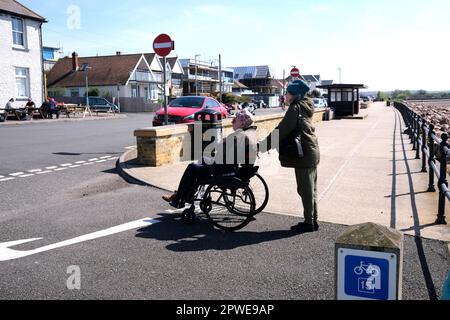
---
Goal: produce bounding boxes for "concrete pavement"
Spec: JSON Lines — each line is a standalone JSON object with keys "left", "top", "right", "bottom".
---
{"left": 118, "top": 103, "right": 450, "bottom": 242}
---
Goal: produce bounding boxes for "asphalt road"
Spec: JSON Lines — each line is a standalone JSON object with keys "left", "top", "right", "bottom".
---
{"left": 0, "top": 113, "right": 448, "bottom": 300}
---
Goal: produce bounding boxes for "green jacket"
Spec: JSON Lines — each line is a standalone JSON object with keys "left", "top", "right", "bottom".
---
{"left": 265, "top": 97, "right": 320, "bottom": 168}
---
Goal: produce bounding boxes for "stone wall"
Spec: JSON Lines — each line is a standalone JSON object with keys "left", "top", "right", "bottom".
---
{"left": 135, "top": 109, "right": 327, "bottom": 167}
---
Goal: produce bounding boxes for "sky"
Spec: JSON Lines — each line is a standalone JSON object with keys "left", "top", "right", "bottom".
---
{"left": 22, "top": 0, "right": 450, "bottom": 91}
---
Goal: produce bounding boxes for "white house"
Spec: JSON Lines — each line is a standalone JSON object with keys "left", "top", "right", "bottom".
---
{"left": 0, "top": 0, "right": 46, "bottom": 107}
{"left": 48, "top": 52, "right": 184, "bottom": 103}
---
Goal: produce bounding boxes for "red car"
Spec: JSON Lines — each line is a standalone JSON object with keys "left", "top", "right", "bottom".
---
{"left": 153, "top": 96, "right": 228, "bottom": 126}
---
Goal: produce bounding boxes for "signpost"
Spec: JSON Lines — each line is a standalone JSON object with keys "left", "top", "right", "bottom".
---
{"left": 153, "top": 34, "right": 175, "bottom": 125}
{"left": 335, "top": 223, "right": 403, "bottom": 300}
{"left": 290, "top": 67, "right": 300, "bottom": 79}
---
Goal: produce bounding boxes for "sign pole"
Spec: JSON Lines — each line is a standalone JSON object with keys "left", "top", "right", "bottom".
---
{"left": 163, "top": 56, "right": 168, "bottom": 126}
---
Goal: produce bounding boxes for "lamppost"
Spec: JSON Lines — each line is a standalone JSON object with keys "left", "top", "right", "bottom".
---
{"left": 194, "top": 54, "right": 201, "bottom": 96}
{"left": 80, "top": 63, "right": 91, "bottom": 107}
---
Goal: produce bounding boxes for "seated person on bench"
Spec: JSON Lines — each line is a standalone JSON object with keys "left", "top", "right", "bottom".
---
{"left": 163, "top": 109, "right": 258, "bottom": 209}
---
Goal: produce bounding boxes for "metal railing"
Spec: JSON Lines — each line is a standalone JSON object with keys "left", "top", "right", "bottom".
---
{"left": 394, "top": 102, "right": 449, "bottom": 225}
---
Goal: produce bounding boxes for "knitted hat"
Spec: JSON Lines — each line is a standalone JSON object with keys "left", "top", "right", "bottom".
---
{"left": 287, "top": 80, "right": 310, "bottom": 98}
{"left": 236, "top": 109, "right": 255, "bottom": 129}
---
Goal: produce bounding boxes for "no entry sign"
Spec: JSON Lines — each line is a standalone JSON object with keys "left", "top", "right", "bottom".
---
{"left": 153, "top": 34, "right": 174, "bottom": 57}
{"left": 291, "top": 68, "right": 300, "bottom": 78}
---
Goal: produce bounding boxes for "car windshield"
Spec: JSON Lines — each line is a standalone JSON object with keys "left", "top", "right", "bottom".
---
{"left": 170, "top": 97, "right": 205, "bottom": 108}
{"left": 313, "top": 99, "right": 321, "bottom": 104}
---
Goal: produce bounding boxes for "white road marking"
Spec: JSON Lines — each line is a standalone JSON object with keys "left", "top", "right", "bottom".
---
{"left": 28, "top": 169, "right": 42, "bottom": 173}
{"left": 36, "top": 170, "right": 52, "bottom": 175}
{"left": 89, "top": 158, "right": 99, "bottom": 162}
{"left": 54, "top": 168, "right": 67, "bottom": 172}
{"left": 69, "top": 165, "right": 81, "bottom": 168}
{"left": 19, "top": 174, "right": 35, "bottom": 178}
{"left": 100, "top": 156, "right": 112, "bottom": 159}
{"left": 96, "top": 160, "right": 107, "bottom": 163}
{"left": 83, "top": 162, "right": 95, "bottom": 166}
{"left": 60, "top": 163, "right": 72, "bottom": 167}
{"left": 46, "top": 166, "right": 58, "bottom": 170}
{"left": 0, "top": 176, "right": 4, "bottom": 179}
{"left": 10, "top": 172, "right": 24, "bottom": 177}
{"left": 75, "top": 161, "right": 86, "bottom": 164}
{"left": 125, "top": 146, "right": 136, "bottom": 150}
{"left": 0, "top": 218, "right": 160, "bottom": 262}
{"left": 0, "top": 177, "right": 15, "bottom": 182}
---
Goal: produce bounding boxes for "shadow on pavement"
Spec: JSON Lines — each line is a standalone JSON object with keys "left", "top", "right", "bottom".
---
{"left": 136, "top": 213, "right": 300, "bottom": 252}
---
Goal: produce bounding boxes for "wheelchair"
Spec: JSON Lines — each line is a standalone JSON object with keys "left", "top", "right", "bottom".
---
{"left": 181, "top": 164, "right": 269, "bottom": 232}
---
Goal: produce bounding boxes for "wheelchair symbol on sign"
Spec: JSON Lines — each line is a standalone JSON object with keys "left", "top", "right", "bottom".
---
{"left": 354, "top": 262, "right": 381, "bottom": 293}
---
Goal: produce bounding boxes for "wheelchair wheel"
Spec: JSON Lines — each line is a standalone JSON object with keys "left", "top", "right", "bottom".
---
{"left": 247, "top": 173, "right": 269, "bottom": 215}
{"left": 203, "top": 178, "right": 256, "bottom": 232}
{"left": 181, "top": 207, "right": 196, "bottom": 225}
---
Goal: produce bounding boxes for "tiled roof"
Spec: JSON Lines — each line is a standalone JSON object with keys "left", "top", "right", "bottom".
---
{"left": 47, "top": 54, "right": 143, "bottom": 87}
{"left": 0, "top": 0, "right": 45, "bottom": 21}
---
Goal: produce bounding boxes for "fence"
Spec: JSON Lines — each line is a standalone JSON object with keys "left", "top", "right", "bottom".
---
{"left": 394, "top": 102, "right": 449, "bottom": 225}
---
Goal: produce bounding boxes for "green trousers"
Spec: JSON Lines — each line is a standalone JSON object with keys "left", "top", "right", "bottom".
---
{"left": 295, "top": 167, "right": 318, "bottom": 225}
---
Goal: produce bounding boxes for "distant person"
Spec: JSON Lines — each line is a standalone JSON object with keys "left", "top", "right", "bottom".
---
{"left": 47, "top": 98, "right": 60, "bottom": 119}
{"left": 5, "top": 98, "right": 14, "bottom": 110}
{"left": 25, "top": 98, "right": 36, "bottom": 119}
{"left": 260, "top": 80, "right": 321, "bottom": 233}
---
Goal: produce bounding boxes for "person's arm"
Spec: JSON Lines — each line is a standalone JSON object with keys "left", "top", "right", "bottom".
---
{"left": 260, "top": 105, "right": 298, "bottom": 151}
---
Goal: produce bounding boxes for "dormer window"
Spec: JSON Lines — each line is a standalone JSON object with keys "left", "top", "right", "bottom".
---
{"left": 12, "top": 16, "right": 25, "bottom": 48}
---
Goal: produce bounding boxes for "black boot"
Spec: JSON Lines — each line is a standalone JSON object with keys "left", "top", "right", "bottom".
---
{"left": 291, "top": 223, "right": 316, "bottom": 233}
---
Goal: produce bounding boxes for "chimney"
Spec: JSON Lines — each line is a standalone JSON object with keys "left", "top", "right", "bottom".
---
{"left": 72, "top": 52, "right": 79, "bottom": 71}
{"left": 116, "top": 51, "right": 121, "bottom": 56}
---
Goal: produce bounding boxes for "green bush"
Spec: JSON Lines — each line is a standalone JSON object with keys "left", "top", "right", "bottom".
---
{"left": 88, "top": 88, "right": 100, "bottom": 97}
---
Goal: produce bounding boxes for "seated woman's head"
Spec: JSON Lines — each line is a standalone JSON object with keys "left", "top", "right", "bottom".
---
{"left": 233, "top": 109, "right": 255, "bottom": 131}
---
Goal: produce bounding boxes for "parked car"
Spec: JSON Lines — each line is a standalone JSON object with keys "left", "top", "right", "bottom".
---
{"left": 313, "top": 98, "right": 328, "bottom": 109}
{"left": 88, "top": 97, "right": 119, "bottom": 113}
{"left": 153, "top": 96, "right": 228, "bottom": 126}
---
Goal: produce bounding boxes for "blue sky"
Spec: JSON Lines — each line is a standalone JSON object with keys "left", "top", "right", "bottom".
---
{"left": 23, "top": 0, "right": 450, "bottom": 90}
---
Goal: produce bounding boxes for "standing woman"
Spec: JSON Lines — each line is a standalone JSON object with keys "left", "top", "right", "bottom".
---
{"left": 261, "top": 80, "right": 321, "bottom": 233}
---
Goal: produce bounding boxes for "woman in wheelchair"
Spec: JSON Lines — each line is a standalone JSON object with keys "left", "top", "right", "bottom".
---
{"left": 163, "top": 109, "right": 258, "bottom": 209}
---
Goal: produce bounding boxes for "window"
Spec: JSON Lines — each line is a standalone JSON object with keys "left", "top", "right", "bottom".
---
{"left": 207, "top": 99, "right": 221, "bottom": 108}
{"left": 12, "top": 17, "right": 25, "bottom": 47}
{"left": 170, "top": 97, "right": 205, "bottom": 108}
{"left": 70, "top": 88, "right": 79, "bottom": 97}
{"left": 15, "top": 67, "right": 30, "bottom": 98}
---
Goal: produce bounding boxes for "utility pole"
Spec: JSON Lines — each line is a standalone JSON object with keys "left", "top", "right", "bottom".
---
{"left": 219, "top": 54, "right": 222, "bottom": 102}
{"left": 338, "top": 67, "right": 342, "bottom": 84}
{"left": 195, "top": 54, "right": 200, "bottom": 96}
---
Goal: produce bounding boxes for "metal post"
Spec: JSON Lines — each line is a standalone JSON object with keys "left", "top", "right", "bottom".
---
{"left": 428, "top": 124, "right": 437, "bottom": 192}
{"left": 195, "top": 55, "right": 200, "bottom": 96}
{"left": 436, "top": 133, "right": 449, "bottom": 225}
{"left": 219, "top": 54, "right": 222, "bottom": 102}
{"left": 163, "top": 56, "right": 168, "bottom": 126}
{"left": 415, "top": 116, "right": 420, "bottom": 159}
{"left": 412, "top": 113, "right": 417, "bottom": 151}
{"left": 85, "top": 73, "right": 89, "bottom": 107}
{"left": 421, "top": 121, "right": 427, "bottom": 173}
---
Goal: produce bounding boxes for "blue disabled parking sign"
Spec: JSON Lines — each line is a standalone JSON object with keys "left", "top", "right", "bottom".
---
{"left": 337, "top": 248, "right": 398, "bottom": 300}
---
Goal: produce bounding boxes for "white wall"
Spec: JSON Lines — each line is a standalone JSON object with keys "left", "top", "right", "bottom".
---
{"left": 0, "top": 13, "right": 43, "bottom": 108}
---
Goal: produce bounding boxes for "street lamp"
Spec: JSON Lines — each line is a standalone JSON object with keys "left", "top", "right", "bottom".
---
{"left": 80, "top": 63, "right": 91, "bottom": 107}
{"left": 194, "top": 54, "right": 201, "bottom": 96}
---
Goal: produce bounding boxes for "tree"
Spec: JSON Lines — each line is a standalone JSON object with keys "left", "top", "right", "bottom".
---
{"left": 311, "top": 89, "right": 321, "bottom": 98}
{"left": 376, "top": 91, "right": 388, "bottom": 101}
{"left": 88, "top": 88, "right": 100, "bottom": 97}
